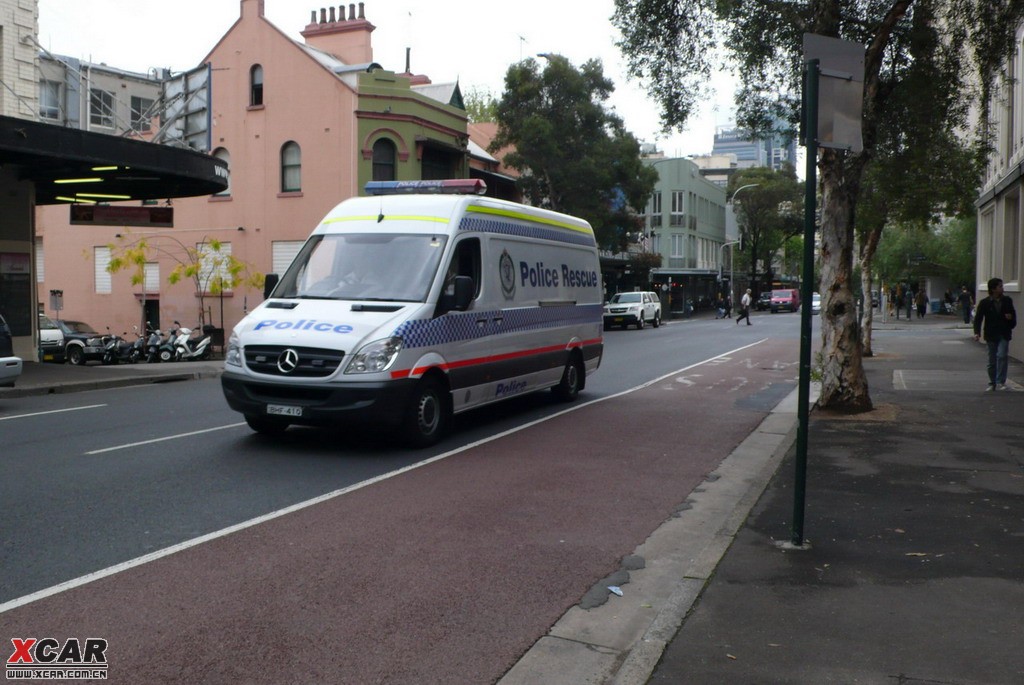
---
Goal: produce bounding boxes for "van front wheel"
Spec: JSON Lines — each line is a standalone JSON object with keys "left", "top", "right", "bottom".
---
{"left": 403, "top": 377, "right": 450, "bottom": 448}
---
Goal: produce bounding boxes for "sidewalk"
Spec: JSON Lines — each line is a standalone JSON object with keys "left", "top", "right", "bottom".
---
{"left": 647, "top": 321, "right": 1024, "bottom": 683}
{"left": 0, "top": 358, "right": 223, "bottom": 398}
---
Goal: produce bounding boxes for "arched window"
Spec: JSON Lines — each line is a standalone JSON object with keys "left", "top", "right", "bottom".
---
{"left": 250, "top": 65, "right": 264, "bottom": 106}
{"left": 212, "top": 148, "right": 231, "bottom": 196}
{"left": 372, "top": 138, "right": 397, "bottom": 181}
{"left": 281, "top": 141, "right": 301, "bottom": 192}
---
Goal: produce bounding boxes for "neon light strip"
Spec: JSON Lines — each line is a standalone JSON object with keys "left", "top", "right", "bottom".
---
{"left": 466, "top": 204, "right": 594, "bottom": 236}
{"left": 389, "top": 337, "right": 603, "bottom": 379}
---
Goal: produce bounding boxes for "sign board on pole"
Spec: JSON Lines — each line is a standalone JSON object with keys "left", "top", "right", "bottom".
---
{"left": 802, "top": 34, "right": 865, "bottom": 153}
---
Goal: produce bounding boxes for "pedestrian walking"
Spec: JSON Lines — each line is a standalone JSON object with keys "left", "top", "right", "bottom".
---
{"left": 905, "top": 289, "right": 914, "bottom": 319}
{"left": 715, "top": 293, "right": 726, "bottom": 319}
{"left": 894, "top": 286, "right": 902, "bottom": 319}
{"left": 915, "top": 290, "right": 928, "bottom": 318}
{"left": 957, "top": 286, "right": 974, "bottom": 324}
{"left": 736, "top": 288, "right": 752, "bottom": 326}
{"left": 973, "top": 277, "right": 1017, "bottom": 391}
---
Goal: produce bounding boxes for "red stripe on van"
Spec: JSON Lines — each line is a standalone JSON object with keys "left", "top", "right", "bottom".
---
{"left": 389, "top": 338, "right": 602, "bottom": 380}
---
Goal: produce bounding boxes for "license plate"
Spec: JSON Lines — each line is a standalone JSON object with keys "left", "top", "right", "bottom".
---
{"left": 267, "top": 404, "right": 303, "bottom": 417}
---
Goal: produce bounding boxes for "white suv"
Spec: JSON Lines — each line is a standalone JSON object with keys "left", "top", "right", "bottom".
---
{"left": 603, "top": 291, "right": 662, "bottom": 330}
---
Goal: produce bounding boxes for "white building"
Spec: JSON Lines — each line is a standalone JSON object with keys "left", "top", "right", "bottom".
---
{"left": 977, "top": 22, "right": 1024, "bottom": 362}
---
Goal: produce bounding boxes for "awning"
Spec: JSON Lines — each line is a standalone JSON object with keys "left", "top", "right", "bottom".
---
{"left": 0, "top": 115, "right": 227, "bottom": 205}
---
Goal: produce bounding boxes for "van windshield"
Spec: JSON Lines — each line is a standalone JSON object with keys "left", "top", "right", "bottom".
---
{"left": 609, "top": 292, "right": 642, "bottom": 304}
{"left": 275, "top": 233, "right": 448, "bottom": 302}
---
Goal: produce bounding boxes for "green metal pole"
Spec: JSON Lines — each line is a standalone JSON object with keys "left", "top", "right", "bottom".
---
{"left": 793, "top": 60, "right": 819, "bottom": 547}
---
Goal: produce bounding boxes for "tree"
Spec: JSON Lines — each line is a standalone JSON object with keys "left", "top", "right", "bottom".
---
{"left": 613, "top": 0, "right": 1024, "bottom": 412}
{"left": 853, "top": 3, "right": 983, "bottom": 356}
{"left": 728, "top": 167, "right": 803, "bottom": 292}
{"left": 108, "top": 234, "right": 264, "bottom": 329}
{"left": 464, "top": 86, "right": 498, "bottom": 123}
{"left": 489, "top": 55, "right": 658, "bottom": 250}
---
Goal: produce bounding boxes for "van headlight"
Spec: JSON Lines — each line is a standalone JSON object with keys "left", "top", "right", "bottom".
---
{"left": 345, "top": 337, "right": 403, "bottom": 374}
{"left": 226, "top": 331, "right": 242, "bottom": 366}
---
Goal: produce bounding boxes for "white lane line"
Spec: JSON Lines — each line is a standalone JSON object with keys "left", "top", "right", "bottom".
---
{"left": 0, "top": 404, "right": 106, "bottom": 422}
{"left": 1, "top": 339, "right": 768, "bottom": 614}
{"left": 84, "top": 423, "right": 248, "bottom": 455}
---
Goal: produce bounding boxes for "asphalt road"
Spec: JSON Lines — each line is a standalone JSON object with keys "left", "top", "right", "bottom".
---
{"left": 0, "top": 310, "right": 809, "bottom": 683}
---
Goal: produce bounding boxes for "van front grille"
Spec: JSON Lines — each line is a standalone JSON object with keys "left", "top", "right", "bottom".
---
{"left": 243, "top": 345, "right": 344, "bottom": 377}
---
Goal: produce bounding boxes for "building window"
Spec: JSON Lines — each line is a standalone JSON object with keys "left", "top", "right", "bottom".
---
{"left": 272, "top": 241, "right": 304, "bottom": 274}
{"left": 281, "top": 142, "right": 301, "bottom": 192}
{"left": 130, "top": 96, "right": 154, "bottom": 131}
{"left": 198, "top": 242, "right": 233, "bottom": 292}
{"left": 142, "top": 263, "right": 160, "bottom": 293}
{"left": 39, "top": 80, "right": 61, "bottom": 120}
{"left": 213, "top": 148, "right": 231, "bottom": 196}
{"left": 372, "top": 139, "right": 397, "bottom": 181}
{"left": 94, "top": 246, "right": 112, "bottom": 294}
{"left": 671, "top": 234, "right": 684, "bottom": 258}
{"left": 1003, "top": 193, "right": 1020, "bottom": 282}
{"left": 89, "top": 88, "right": 115, "bottom": 128}
{"left": 35, "top": 238, "right": 44, "bottom": 282}
{"left": 670, "top": 191, "right": 686, "bottom": 226}
{"left": 250, "top": 65, "right": 264, "bottom": 106}
{"left": 650, "top": 192, "right": 662, "bottom": 227}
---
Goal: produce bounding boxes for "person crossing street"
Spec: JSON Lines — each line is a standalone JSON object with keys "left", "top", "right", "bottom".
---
{"left": 736, "top": 288, "right": 753, "bottom": 326}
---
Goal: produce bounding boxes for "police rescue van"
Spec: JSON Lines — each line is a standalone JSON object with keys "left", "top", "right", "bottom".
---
{"left": 221, "top": 179, "right": 604, "bottom": 446}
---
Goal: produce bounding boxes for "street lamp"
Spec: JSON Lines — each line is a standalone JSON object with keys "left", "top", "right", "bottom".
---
{"left": 725, "top": 183, "right": 760, "bottom": 304}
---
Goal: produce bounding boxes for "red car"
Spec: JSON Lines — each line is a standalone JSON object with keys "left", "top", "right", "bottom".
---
{"left": 770, "top": 289, "right": 801, "bottom": 313}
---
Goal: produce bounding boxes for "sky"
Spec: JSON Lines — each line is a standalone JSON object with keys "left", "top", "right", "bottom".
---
{"left": 36, "top": 0, "right": 738, "bottom": 157}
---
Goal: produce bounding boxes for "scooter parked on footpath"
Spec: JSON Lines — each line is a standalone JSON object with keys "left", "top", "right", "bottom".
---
{"left": 101, "top": 327, "right": 138, "bottom": 365}
{"left": 156, "top": 322, "right": 181, "bottom": 363}
{"left": 145, "top": 324, "right": 163, "bottom": 363}
{"left": 173, "top": 324, "right": 214, "bottom": 361}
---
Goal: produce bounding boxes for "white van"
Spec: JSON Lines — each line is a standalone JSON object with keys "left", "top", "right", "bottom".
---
{"left": 222, "top": 179, "right": 604, "bottom": 446}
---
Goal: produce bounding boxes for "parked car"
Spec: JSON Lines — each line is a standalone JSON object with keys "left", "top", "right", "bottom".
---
{"left": 56, "top": 320, "right": 106, "bottom": 365}
{"left": 603, "top": 291, "right": 662, "bottom": 330}
{"left": 0, "top": 311, "right": 23, "bottom": 388}
{"left": 755, "top": 291, "right": 772, "bottom": 311}
{"left": 38, "top": 313, "right": 65, "bottom": 363}
{"left": 770, "top": 288, "right": 801, "bottom": 313}
{"left": 811, "top": 292, "right": 822, "bottom": 315}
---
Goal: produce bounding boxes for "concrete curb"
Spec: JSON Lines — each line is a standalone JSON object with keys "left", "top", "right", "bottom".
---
{"left": 499, "top": 384, "right": 815, "bottom": 685}
{"left": 0, "top": 367, "right": 223, "bottom": 399}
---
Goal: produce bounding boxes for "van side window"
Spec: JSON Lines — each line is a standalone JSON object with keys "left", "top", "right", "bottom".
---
{"left": 438, "top": 238, "right": 481, "bottom": 313}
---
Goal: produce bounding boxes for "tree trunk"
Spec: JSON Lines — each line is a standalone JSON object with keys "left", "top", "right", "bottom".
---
{"left": 858, "top": 224, "right": 883, "bottom": 358}
{"left": 818, "top": 151, "right": 872, "bottom": 413}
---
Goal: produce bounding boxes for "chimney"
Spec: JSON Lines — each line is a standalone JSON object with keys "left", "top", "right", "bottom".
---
{"left": 301, "top": 4, "right": 376, "bottom": 64}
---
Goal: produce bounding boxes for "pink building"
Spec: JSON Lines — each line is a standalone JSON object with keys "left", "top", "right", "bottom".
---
{"left": 36, "top": 0, "right": 476, "bottom": 346}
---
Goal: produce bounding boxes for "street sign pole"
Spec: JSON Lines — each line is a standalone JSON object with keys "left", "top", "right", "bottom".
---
{"left": 793, "top": 59, "right": 819, "bottom": 548}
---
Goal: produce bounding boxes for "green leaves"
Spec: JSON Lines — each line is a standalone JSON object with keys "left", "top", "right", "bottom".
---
{"left": 491, "top": 55, "right": 657, "bottom": 249}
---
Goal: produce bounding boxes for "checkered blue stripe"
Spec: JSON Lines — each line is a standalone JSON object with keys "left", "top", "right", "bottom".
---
{"left": 458, "top": 216, "right": 596, "bottom": 248}
{"left": 394, "top": 304, "right": 603, "bottom": 349}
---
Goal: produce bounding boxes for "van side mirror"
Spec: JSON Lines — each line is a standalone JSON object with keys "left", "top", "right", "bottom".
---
{"left": 453, "top": 276, "right": 474, "bottom": 311}
{"left": 264, "top": 273, "right": 279, "bottom": 299}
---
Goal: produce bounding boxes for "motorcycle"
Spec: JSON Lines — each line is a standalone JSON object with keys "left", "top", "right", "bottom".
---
{"left": 156, "top": 322, "right": 181, "bottom": 363}
{"left": 101, "top": 328, "right": 138, "bottom": 365}
{"left": 173, "top": 324, "right": 214, "bottom": 362}
{"left": 144, "top": 324, "right": 163, "bottom": 363}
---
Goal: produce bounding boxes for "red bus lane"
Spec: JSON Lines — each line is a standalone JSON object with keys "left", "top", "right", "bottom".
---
{"left": 1, "top": 339, "right": 798, "bottom": 684}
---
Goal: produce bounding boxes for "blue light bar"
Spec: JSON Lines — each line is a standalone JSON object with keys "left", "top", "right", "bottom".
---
{"left": 364, "top": 179, "right": 488, "bottom": 196}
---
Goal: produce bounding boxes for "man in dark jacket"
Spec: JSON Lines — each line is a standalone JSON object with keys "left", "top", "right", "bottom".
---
{"left": 973, "top": 277, "right": 1017, "bottom": 391}
{"left": 957, "top": 286, "right": 974, "bottom": 324}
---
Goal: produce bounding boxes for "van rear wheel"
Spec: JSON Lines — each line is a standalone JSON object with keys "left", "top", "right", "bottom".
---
{"left": 552, "top": 354, "right": 584, "bottom": 402}
{"left": 403, "top": 377, "right": 450, "bottom": 448}
{"left": 652, "top": 312, "right": 661, "bottom": 328}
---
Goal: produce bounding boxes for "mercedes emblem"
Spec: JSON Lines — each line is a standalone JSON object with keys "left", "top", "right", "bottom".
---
{"left": 277, "top": 348, "right": 300, "bottom": 374}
